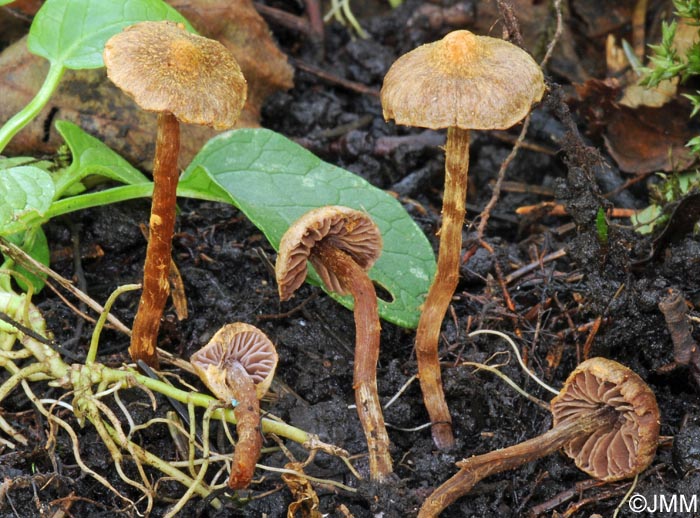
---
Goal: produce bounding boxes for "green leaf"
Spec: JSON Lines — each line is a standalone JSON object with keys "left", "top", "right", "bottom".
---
{"left": 0, "top": 157, "right": 54, "bottom": 172}
{"left": 27, "top": 0, "right": 192, "bottom": 70}
{"left": 53, "top": 120, "right": 149, "bottom": 196}
{"left": 0, "top": 166, "right": 55, "bottom": 236}
{"left": 5, "top": 229, "right": 49, "bottom": 293}
{"left": 0, "top": 0, "right": 14, "bottom": 5}
{"left": 595, "top": 207, "right": 608, "bottom": 245}
{"left": 632, "top": 205, "right": 664, "bottom": 234}
{"left": 181, "top": 129, "right": 436, "bottom": 328}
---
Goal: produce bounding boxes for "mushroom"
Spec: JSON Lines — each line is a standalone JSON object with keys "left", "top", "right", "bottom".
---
{"left": 104, "top": 21, "right": 247, "bottom": 367}
{"left": 275, "top": 206, "right": 392, "bottom": 482}
{"left": 380, "top": 29, "right": 545, "bottom": 449}
{"left": 418, "top": 357, "right": 660, "bottom": 517}
{"left": 190, "top": 322, "right": 278, "bottom": 489}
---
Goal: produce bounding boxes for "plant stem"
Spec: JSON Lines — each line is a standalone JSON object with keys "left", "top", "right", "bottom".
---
{"left": 98, "top": 364, "right": 311, "bottom": 445}
{"left": 45, "top": 179, "right": 228, "bottom": 222}
{"left": 130, "top": 112, "right": 180, "bottom": 367}
{"left": 227, "top": 362, "right": 262, "bottom": 489}
{"left": 44, "top": 184, "right": 151, "bottom": 220}
{"left": 86, "top": 284, "right": 141, "bottom": 365}
{"left": 0, "top": 62, "right": 65, "bottom": 153}
{"left": 414, "top": 126, "right": 470, "bottom": 450}
{"left": 315, "top": 241, "right": 393, "bottom": 482}
{"left": 418, "top": 405, "right": 617, "bottom": 517}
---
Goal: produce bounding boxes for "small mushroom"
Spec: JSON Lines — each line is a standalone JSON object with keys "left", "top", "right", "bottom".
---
{"left": 190, "top": 323, "right": 278, "bottom": 489}
{"left": 418, "top": 357, "right": 660, "bottom": 517}
{"left": 275, "top": 206, "right": 393, "bottom": 482}
{"left": 381, "top": 30, "right": 545, "bottom": 449}
{"left": 104, "top": 21, "right": 247, "bottom": 367}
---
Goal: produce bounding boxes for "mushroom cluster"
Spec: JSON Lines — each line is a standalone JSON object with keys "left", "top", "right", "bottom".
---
{"left": 381, "top": 29, "right": 545, "bottom": 449}
{"left": 275, "top": 206, "right": 393, "bottom": 482}
{"left": 104, "top": 21, "right": 247, "bottom": 367}
{"left": 190, "top": 323, "right": 278, "bottom": 489}
{"left": 418, "top": 358, "right": 660, "bottom": 517}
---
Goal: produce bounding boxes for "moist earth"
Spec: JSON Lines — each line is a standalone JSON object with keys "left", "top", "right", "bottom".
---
{"left": 1, "top": 0, "right": 699, "bottom": 517}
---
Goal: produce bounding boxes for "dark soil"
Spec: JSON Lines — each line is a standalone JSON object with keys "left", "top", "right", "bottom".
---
{"left": 1, "top": 1, "right": 700, "bottom": 517}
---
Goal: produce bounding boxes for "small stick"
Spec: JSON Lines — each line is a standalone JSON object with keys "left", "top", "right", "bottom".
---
{"left": 516, "top": 203, "right": 637, "bottom": 218}
{"left": 290, "top": 59, "right": 380, "bottom": 97}
{"left": 504, "top": 249, "right": 567, "bottom": 285}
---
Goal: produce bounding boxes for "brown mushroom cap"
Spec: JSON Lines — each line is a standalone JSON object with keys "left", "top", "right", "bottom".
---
{"left": 191, "top": 323, "right": 278, "bottom": 400}
{"left": 550, "top": 357, "right": 660, "bottom": 481}
{"left": 104, "top": 21, "right": 247, "bottom": 130}
{"left": 381, "top": 30, "right": 545, "bottom": 131}
{"left": 275, "top": 206, "right": 383, "bottom": 300}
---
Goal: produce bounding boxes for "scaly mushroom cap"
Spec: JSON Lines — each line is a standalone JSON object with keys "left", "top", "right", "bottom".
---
{"left": 275, "top": 206, "right": 382, "bottom": 300}
{"left": 104, "top": 21, "right": 247, "bottom": 130}
{"left": 551, "top": 357, "right": 660, "bottom": 481}
{"left": 191, "top": 323, "right": 278, "bottom": 400}
{"left": 381, "top": 30, "right": 545, "bottom": 130}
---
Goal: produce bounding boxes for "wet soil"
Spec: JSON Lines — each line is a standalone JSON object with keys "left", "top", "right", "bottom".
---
{"left": 2, "top": 1, "right": 700, "bottom": 517}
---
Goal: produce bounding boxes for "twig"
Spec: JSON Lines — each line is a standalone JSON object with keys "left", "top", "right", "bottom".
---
{"left": 0, "top": 237, "right": 132, "bottom": 335}
{"left": 504, "top": 249, "right": 567, "bottom": 285}
{"left": 290, "top": 58, "right": 380, "bottom": 97}
{"left": 515, "top": 202, "right": 636, "bottom": 218}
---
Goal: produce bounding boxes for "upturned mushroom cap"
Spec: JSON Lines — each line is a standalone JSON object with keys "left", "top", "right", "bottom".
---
{"left": 551, "top": 357, "right": 660, "bottom": 481}
{"left": 104, "top": 21, "right": 247, "bottom": 130}
{"left": 275, "top": 206, "right": 383, "bottom": 300}
{"left": 381, "top": 30, "right": 545, "bottom": 130}
{"left": 191, "top": 323, "right": 278, "bottom": 400}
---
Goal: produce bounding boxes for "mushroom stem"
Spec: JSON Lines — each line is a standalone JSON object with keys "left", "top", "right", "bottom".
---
{"left": 419, "top": 405, "right": 617, "bottom": 517}
{"left": 315, "top": 241, "right": 393, "bottom": 482}
{"left": 130, "top": 112, "right": 180, "bottom": 368}
{"left": 415, "top": 126, "right": 470, "bottom": 450}
{"left": 226, "top": 361, "right": 263, "bottom": 490}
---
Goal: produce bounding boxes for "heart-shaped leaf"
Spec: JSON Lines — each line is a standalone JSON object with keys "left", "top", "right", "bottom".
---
{"left": 181, "top": 128, "right": 435, "bottom": 328}
{"left": 53, "top": 120, "right": 149, "bottom": 197}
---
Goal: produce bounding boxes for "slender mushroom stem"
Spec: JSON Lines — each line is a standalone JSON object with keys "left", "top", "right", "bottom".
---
{"left": 130, "top": 112, "right": 180, "bottom": 368}
{"left": 415, "top": 126, "right": 470, "bottom": 450}
{"left": 315, "top": 241, "right": 393, "bottom": 482}
{"left": 419, "top": 405, "right": 617, "bottom": 517}
{"left": 226, "top": 361, "right": 263, "bottom": 490}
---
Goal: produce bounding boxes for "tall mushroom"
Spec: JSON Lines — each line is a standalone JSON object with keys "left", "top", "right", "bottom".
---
{"left": 190, "top": 322, "right": 278, "bottom": 490}
{"left": 104, "top": 21, "right": 247, "bottom": 367}
{"left": 380, "top": 29, "right": 545, "bottom": 449}
{"left": 419, "top": 357, "right": 660, "bottom": 517}
{"left": 275, "top": 206, "right": 392, "bottom": 482}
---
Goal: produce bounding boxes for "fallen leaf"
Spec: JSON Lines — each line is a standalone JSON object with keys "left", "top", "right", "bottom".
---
{"left": 168, "top": 0, "right": 294, "bottom": 126}
{"left": 575, "top": 78, "right": 697, "bottom": 173}
{"left": 0, "top": 0, "right": 293, "bottom": 169}
{"left": 281, "top": 462, "right": 323, "bottom": 518}
{"left": 469, "top": 0, "right": 589, "bottom": 82}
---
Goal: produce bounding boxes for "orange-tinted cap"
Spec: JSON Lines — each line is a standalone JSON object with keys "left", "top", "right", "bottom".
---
{"left": 381, "top": 30, "right": 545, "bottom": 130}
{"left": 275, "top": 206, "right": 382, "bottom": 300}
{"left": 104, "top": 21, "right": 247, "bottom": 130}
{"left": 551, "top": 357, "right": 660, "bottom": 481}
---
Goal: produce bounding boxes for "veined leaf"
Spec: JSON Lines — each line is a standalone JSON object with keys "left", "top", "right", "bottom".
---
{"left": 181, "top": 128, "right": 435, "bottom": 328}
{"left": 53, "top": 120, "right": 149, "bottom": 196}
{"left": 28, "top": 0, "right": 192, "bottom": 70}
{"left": 0, "top": 166, "right": 55, "bottom": 236}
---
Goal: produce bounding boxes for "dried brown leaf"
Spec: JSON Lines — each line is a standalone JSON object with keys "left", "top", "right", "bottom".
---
{"left": 281, "top": 462, "right": 323, "bottom": 518}
{"left": 0, "top": 0, "right": 293, "bottom": 169}
{"left": 575, "top": 78, "right": 696, "bottom": 173}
